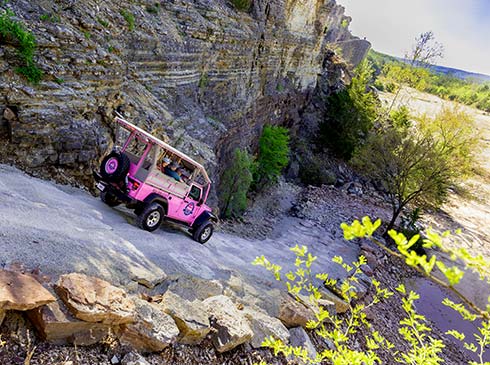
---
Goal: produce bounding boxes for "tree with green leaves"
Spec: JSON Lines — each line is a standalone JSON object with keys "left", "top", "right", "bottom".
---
{"left": 319, "top": 59, "right": 378, "bottom": 159}
{"left": 385, "top": 31, "right": 444, "bottom": 115}
{"left": 219, "top": 148, "right": 254, "bottom": 218}
{"left": 352, "top": 107, "right": 478, "bottom": 233}
{"left": 254, "top": 125, "right": 290, "bottom": 187}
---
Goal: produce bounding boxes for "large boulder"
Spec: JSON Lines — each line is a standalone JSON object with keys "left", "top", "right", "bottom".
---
{"left": 55, "top": 273, "right": 135, "bottom": 325}
{"left": 165, "top": 275, "right": 223, "bottom": 301}
{"left": 118, "top": 298, "right": 179, "bottom": 353}
{"left": 278, "top": 293, "right": 316, "bottom": 328}
{"left": 159, "top": 291, "right": 210, "bottom": 344}
{"left": 203, "top": 295, "right": 253, "bottom": 352}
{"left": 0, "top": 270, "right": 55, "bottom": 311}
{"left": 243, "top": 307, "right": 290, "bottom": 348}
{"left": 27, "top": 299, "right": 112, "bottom": 345}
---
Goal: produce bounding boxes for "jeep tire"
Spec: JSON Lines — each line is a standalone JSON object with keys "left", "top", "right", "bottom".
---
{"left": 136, "top": 203, "right": 164, "bottom": 232}
{"left": 100, "top": 151, "right": 130, "bottom": 183}
{"left": 193, "top": 221, "right": 214, "bottom": 244}
{"left": 100, "top": 190, "right": 120, "bottom": 207}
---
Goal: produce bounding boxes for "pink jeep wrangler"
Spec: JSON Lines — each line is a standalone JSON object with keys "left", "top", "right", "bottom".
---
{"left": 94, "top": 114, "right": 217, "bottom": 243}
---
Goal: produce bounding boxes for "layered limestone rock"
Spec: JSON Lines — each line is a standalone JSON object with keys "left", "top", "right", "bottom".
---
{"left": 159, "top": 290, "right": 211, "bottom": 345}
{"left": 27, "top": 299, "right": 112, "bottom": 345}
{"left": 55, "top": 273, "right": 135, "bottom": 325}
{"left": 0, "top": 0, "right": 369, "bottom": 200}
{"left": 118, "top": 298, "right": 179, "bottom": 353}
{"left": 0, "top": 270, "right": 56, "bottom": 311}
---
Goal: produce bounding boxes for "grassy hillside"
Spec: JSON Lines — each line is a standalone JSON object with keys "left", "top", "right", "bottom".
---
{"left": 368, "top": 50, "right": 490, "bottom": 113}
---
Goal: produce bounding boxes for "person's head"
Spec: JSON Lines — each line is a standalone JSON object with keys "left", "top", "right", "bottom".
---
{"left": 169, "top": 162, "right": 179, "bottom": 171}
{"left": 161, "top": 157, "right": 171, "bottom": 168}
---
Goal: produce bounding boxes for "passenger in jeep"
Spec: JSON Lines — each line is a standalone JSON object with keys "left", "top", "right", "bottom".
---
{"left": 160, "top": 157, "right": 172, "bottom": 173}
{"left": 164, "top": 162, "right": 182, "bottom": 182}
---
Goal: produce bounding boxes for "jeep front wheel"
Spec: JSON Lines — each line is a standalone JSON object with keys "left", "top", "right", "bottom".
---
{"left": 136, "top": 203, "right": 164, "bottom": 232}
{"left": 193, "top": 221, "right": 214, "bottom": 244}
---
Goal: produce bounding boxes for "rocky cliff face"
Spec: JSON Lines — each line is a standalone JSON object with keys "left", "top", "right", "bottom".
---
{"left": 0, "top": 0, "right": 369, "bottom": 202}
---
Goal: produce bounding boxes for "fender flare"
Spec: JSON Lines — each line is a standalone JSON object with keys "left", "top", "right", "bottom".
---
{"left": 143, "top": 193, "right": 168, "bottom": 214}
{"left": 192, "top": 210, "right": 218, "bottom": 229}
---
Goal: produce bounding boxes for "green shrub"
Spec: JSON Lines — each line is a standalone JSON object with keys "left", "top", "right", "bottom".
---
{"left": 390, "top": 105, "right": 411, "bottom": 129}
{"left": 146, "top": 3, "right": 160, "bottom": 14}
{"left": 219, "top": 148, "right": 254, "bottom": 218}
{"left": 254, "top": 125, "right": 290, "bottom": 186}
{"left": 0, "top": 10, "right": 42, "bottom": 83}
{"left": 230, "top": 0, "right": 251, "bottom": 11}
{"left": 352, "top": 107, "right": 478, "bottom": 233}
{"left": 40, "top": 13, "right": 60, "bottom": 23}
{"left": 120, "top": 9, "right": 135, "bottom": 31}
{"left": 16, "top": 63, "right": 42, "bottom": 83}
{"left": 319, "top": 60, "right": 378, "bottom": 159}
{"left": 97, "top": 17, "right": 109, "bottom": 27}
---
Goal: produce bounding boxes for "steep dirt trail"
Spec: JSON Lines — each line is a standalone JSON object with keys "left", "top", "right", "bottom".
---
{"left": 0, "top": 164, "right": 363, "bottom": 293}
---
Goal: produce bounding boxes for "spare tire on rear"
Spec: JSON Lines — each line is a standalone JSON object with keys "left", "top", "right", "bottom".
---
{"left": 100, "top": 151, "right": 130, "bottom": 183}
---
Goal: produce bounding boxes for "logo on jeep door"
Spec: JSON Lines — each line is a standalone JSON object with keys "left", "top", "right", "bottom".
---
{"left": 183, "top": 202, "right": 195, "bottom": 216}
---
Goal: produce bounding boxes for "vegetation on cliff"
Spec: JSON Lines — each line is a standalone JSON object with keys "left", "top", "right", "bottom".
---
{"left": 219, "top": 148, "right": 254, "bottom": 218}
{"left": 254, "top": 125, "right": 290, "bottom": 187}
{"left": 219, "top": 125, "right": 290, "bottom": 218}
{"left": 0, "top": 9, "right": 42, "bottom": 83}
{"left": 319, "top": 59, "right": 378, "bottom": 159}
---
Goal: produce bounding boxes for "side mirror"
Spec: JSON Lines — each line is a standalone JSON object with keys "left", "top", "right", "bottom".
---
{"left": 198, "top": 197, "right": 204, "bottom": 206}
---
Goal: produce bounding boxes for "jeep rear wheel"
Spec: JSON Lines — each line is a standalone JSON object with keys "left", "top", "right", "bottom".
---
{"left": 100, "top": 151, "right": 130, "bottom": 183}
{"left": 136, "top": 203, "right": 164, "bottom": 232}
{"left": 100, "top": 190, "right": 120, "bottom": 207}
{"left": 193, "top": 221, "right": 214, "bottom": 244}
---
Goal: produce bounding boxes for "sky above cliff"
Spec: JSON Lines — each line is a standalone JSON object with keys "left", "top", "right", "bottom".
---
{"left": 341, "top": 0, "right": 490, "bottom": 75}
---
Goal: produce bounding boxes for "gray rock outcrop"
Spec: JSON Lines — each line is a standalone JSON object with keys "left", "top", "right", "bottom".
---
{"left": 203, "top": 295, "right": 253, "bottom": 352}
{"left": 159, "top": 290, "right": 210, "bottom": 344}
{"left": 243, "top": 306, "right": 290, "bottom": 348}
{"left": 118, "top": 298, "right": 179, "bottom": 353}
